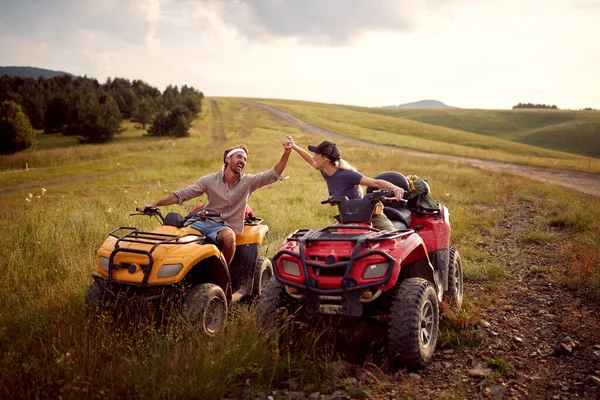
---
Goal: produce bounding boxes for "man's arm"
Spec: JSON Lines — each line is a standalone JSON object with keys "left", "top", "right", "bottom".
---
{"left": 274, "top": 136, "right": 294, "bottom": 175}
{"left": 274, "top": 148, "right": 292, "bottom": 175}
{"left": 137, "top": 192, "right": 179, "bottom": 212}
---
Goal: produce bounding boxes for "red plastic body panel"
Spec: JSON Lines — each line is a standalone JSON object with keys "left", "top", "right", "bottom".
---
{"left": 411, "top": 206, "right": 451, "bottom": 253}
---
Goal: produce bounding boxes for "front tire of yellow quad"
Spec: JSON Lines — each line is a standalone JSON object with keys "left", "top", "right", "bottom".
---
{"left": 183, "top": 283, "right": 228, "bottom": 336}
{"left": 85, "top": 280, "right": 110, "bottom": 315}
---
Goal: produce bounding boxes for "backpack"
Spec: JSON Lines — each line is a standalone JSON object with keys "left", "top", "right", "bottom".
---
{"left": 406, "top": 175, "right": 439, "bottom": 209}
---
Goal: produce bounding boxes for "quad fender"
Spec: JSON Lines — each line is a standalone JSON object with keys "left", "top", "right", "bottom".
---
{"left": 229, "top": 243, "right": 259, "bottom": 293}
{"left": 236, "top": 224, "right": 269, "bottom": 246}
{"left": 186, "top": 255, "right": 232, "bottom": 302}
{"left": 396, "top": 234, "right": 436, "bottom": 289}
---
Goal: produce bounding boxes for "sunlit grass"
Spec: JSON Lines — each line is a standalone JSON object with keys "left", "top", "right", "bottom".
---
{"left": 1, "top": 97, "right": 600, "bottom": 398}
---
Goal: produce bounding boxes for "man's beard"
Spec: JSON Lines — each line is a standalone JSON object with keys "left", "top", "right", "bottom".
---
{"left": 230, "top": 162, "right": 244, "bottom": 174}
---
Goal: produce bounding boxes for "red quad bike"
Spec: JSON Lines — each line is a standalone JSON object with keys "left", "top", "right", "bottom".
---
{"left": 86, "top": 204, "right": 273, "bottom": 336}
{"left": 257, "top": 171, "right": 463, "bottom": 369}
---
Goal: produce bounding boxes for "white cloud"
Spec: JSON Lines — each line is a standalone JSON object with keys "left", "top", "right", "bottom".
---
{"left": 0, "top": 0, "right": 598, "bottom": 109}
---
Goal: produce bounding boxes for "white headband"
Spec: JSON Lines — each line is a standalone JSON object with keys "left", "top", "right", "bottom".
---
{"left": 226, "top": 148, "right": 247, "bottom": 158}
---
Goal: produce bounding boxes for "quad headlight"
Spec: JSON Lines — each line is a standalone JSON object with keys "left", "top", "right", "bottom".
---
{"left": 363, "top": 263, "right": 388, "bottom": 279}
{"left": 99, "top": 256, "right": 110, "bottom": 271}
{"left": 281, "top": 259, "right": 301, "bottom": 276}
{"left": 157, "top": 263, "right": 183, "bottom": 278}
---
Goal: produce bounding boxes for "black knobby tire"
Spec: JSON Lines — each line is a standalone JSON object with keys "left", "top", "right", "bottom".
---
{"left": 446, "top": 246, "right": 464, "bottom": 310}
{"left": 388, "top": 278, "right": 439, "bottom": 369}
{"left": 183, "top": 283, "right": 228, "bottom": 336}
{"left": 85, "top": 280, "right": 110, "bottom": 314}
{"left": 256, "top": 276, "right": 300, "bottom": 331}
{"left": 251, "top": 256, "right": 274, "bottom": 298}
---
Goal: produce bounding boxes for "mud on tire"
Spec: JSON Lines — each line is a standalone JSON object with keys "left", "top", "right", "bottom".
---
{"left": 256, "top": 276, "right": 303, "bottom": 331}
{"left": 446, "top": 246, "right": 464, "bottom": 310}
{"left": 388, "top": 278, "right": 439, "bottom": 369}
{"left": 252, "top": 256, "right": 274, "bottom": 299}
{"left": 183, "top": 283, "right": 228, "bottom": 336}
{"left": 85, "top": 280, "right": 111, "bottom": 314}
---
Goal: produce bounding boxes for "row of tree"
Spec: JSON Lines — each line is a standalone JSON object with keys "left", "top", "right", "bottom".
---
{"left": 512, "top": 103, "right": 558, "bottom": 109}
{"left": 0, "top": 74, "right": 203, "bottom": 154}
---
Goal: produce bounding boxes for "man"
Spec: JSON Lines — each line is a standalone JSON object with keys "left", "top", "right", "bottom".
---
{"left": 139, "top": 137, "right": 294, "bottom": 265}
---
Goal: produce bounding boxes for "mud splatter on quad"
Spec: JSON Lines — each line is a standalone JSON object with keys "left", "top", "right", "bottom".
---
{"left": 86, "top": 205, "right": 273, "bottom": 336}
{"left": 257, "top": 172, "right": 463, "bottom": 369}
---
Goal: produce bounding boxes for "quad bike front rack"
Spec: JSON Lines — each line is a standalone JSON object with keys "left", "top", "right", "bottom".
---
{"left": 107, "top": 227, "right": 204, "bottom": 284}
{"left": 275, "top": 225, "right": 414, "bottom": 295}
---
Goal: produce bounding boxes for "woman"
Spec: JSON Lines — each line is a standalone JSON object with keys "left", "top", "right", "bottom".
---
{"left": 287, "top": 137, "right": 404, "bottom": 231}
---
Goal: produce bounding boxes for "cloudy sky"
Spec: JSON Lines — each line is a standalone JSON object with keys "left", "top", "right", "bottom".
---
{"left": 1, "top": 0, "right": 599, "bottom": 109}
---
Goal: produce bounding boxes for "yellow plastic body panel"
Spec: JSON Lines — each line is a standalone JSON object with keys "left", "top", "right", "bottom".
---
{"left": 236, "top": 224, "right": 269, "bottom": 246}
{"left": 95, "top": 225, "right": 222, "bottom": 285}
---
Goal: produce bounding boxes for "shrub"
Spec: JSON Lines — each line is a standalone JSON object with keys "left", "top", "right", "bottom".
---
{"left": 0, "top": 100, "right": 36, "bottom": 154}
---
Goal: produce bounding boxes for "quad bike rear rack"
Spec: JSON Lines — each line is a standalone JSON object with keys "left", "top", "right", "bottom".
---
{"left": 106, "top": 226, "right": 204, "bottom": 284}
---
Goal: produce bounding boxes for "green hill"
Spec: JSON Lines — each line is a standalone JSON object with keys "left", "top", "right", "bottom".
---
{"left": 355, "top": 107, "right": 600, "bottom": 159}
{"left": 0, "top": 66, "right": 74, "bottom": 79}
{"left": 250, "top": 98, "right": 599, "bottom": 173}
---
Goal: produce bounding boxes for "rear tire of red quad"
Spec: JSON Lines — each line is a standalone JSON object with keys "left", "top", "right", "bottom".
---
{"left": 445, "top": 246, "right": 464, "bottom": 310}
{"left": 183, "top": 283, "right": 228, "bottom": 336}
{"left": 251, "top": 256, "right": 274, "bottom": 299}
{"left": 388, "top": 278, "right": 439, "bottom": 369}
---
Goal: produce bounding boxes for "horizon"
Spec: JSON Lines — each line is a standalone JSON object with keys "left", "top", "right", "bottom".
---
{"left": 1, "top": 1, "right": 599, "bottom": 110}
{"left": 1, "top": 64, "right": 594, "bottom": 111}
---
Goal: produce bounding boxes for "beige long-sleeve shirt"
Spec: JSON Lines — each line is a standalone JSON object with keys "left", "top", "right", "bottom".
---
{"left": 173, "top": 167, "right": 282, "bottom": 234}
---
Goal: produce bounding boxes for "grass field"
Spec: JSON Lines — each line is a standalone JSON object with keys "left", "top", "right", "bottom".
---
{"left": 1, "top": 98, "right": 599, "bottom": 399}
{"left": 250, "top": 98, "right": 600, "bottom": 173}
{"left": 360, "top": 106, "right": 600, "bottom": 159}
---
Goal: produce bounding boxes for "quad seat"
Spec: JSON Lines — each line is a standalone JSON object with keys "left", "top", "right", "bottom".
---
{"left": 367, "top": 171, "right": 412, "bottom": 229}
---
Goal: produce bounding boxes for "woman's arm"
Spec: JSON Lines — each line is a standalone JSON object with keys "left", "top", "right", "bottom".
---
{"left": 359, "top": 177, "right": 405, "bottom": 200}
{"left": 285, "top": 136, "right": 317, "bottom": 168}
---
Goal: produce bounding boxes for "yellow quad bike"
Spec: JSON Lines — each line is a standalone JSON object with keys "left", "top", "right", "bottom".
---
{"left": 85, "top": 205, "right": 273, "bottom": 336}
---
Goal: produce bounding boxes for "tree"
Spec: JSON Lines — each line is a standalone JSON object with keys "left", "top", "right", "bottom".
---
{"left": 44, "top": 95, "right": 70, "bottom": 133}
{"left": 131, "top": 97, "right": 155, "bottom": 129}
{"left": 0, "top": 100, "right": 36, "bottom": 154}
{"left": 512, "top": 102, "right": 559, "bottom": 109}
{"left": 76, "top": 94, "right": 122, "bottom": 144}
{"left": 148, "top": 106, "right": 191, "bottom": 138}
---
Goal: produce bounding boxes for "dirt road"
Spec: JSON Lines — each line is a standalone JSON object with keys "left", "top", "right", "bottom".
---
{"left": 253, "top": 102, "right": 600, "bottom": 198}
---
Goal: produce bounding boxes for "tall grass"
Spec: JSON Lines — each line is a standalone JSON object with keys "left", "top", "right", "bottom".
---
{"left": 1, "top": 97, "right": 599, "bottom": 398}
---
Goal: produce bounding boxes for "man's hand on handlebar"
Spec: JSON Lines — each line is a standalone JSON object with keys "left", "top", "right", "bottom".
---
{"left": 137, "top": 205, "right": 157, "bottom": 214}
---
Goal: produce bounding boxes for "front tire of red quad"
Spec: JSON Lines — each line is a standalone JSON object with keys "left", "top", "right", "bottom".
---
{"left": 256, "top": 276, "right": 300, "bottom": 331}
{"left": 251, "top": 256, "right": 274, "bottom": 299}
{"left": 183, "top": 283, "right": 228, "bottom": 336}
{"left": 445, "top": 246, "right": 464, "bottom": 310}
{"left": 388, "top": 278, "right": 439, "bottom": 369}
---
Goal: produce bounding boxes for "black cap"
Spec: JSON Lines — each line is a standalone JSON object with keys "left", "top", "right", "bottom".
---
{"left": 308, "top": 141, "right": 341, "bottom": 161}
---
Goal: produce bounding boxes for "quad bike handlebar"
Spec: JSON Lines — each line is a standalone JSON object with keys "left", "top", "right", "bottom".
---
{"left": 131, "top": 206, "right": 164, "bottom": 223}
{"left": 321, "top": 189, "right": 405, "bottom": 205}
{"left": 131, "top": 206, "right": 223, "bottom": 226}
